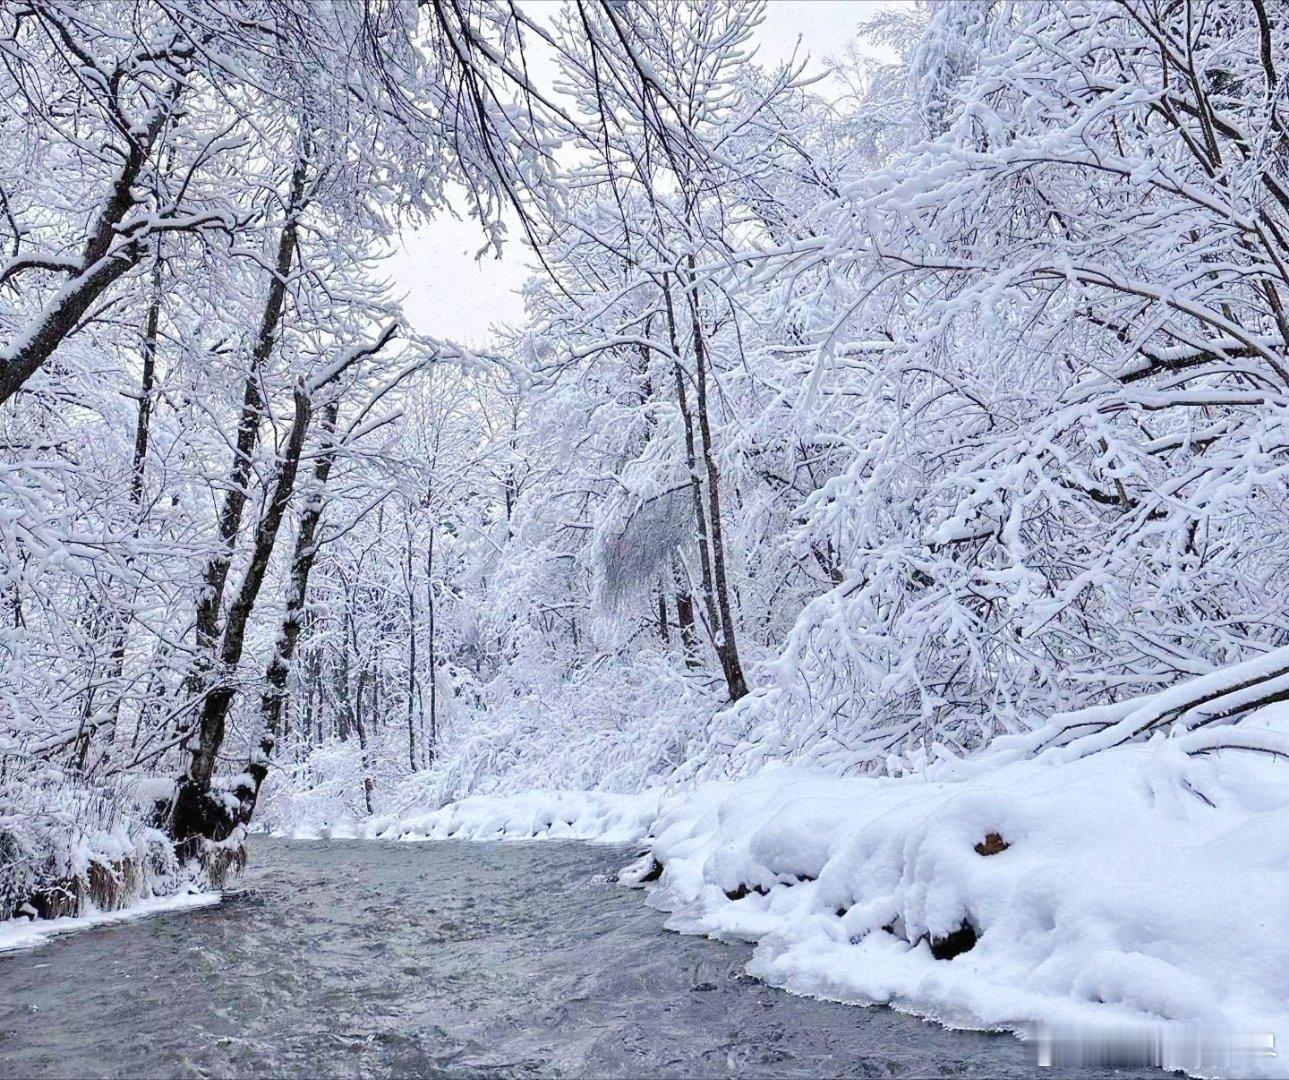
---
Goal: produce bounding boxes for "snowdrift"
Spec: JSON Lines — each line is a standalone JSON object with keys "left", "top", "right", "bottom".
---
{"left": 626, "top": 709, "right": 1289, "bottom": 1078}
{"left": 371, "top": 788, "right": 661, "bottom": 844}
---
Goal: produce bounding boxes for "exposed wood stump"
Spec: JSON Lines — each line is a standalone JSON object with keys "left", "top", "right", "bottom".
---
{"left": 974, "top": 832, "right": 1009, "bottom": 856}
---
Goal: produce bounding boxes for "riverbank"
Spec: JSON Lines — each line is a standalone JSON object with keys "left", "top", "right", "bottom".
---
{"left": 283, "top": 706, "right": 1289, "bottom": 1079}
{"left": 626, "top": 744, "right": 1288, "bottom": 1078}
{"left": 12, "top": 709, "right": 1285, "bottom": 1075}
{"left": 0, "top": 889, "right": 220, "bottom": 954}
{"left": 0, "top": 784, "right": 206, "bottom": 948}
{"left": 2, "top": 837, "right": 1115, "bottom": 1079}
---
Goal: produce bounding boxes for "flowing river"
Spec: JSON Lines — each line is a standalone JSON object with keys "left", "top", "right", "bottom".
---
{"left": 0, "top": 838, "right": 1153, "bottom": 1078}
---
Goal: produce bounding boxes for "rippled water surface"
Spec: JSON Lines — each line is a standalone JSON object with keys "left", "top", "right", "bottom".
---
{"left": 0, "top": 838, "right": 1154, "bottom": 1078}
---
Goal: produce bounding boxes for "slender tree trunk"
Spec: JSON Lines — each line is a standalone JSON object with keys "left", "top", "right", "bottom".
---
{"left": 676, "top": 588, "right": 699, "bottom": 667}
{"left": 130, "top": 250, "right": 163, "bottom": 512}
{"left": 426, "top": 528, "right": 438, "bottom": 763}
{"left": 662, "top": 273, "right": 746, "bottom": 700}
{"left": 405, "top": 523, "right": 419, "bottom": 772}
{"left": 353, "top": 666, "right": 374, "bottom": 814}
{"left": 100, "top": 244, "right": 165, "bottom": 748}
{"left": 502, "top": 411, "right": 520, "bottom": 532}
{"left": 335, "top": 624, "right": 352, "bottom": 741}
{"left": 190, "top": 157, "right": 308, "bottom": 668}
{"left": 340, "top": 570, "right": 375, "bottom": 813}
{"left": 302, "top": 629, "right": 319, "bottom": 745}
{"left": 662, "top": 277, "right": 720, "bottom": 641}
{"left": 681, "top": 257, "right": 747, "bottom": 701}
{"left": 72, "top": 610, "right": 103, "bottom": 771}
{"left": 671, "top": 555, "right": 699, "bottom": 667}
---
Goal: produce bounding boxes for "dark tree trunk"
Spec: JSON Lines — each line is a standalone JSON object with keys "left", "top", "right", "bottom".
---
{"left": 673, "top": 554, "right": 699, "bottom": 668}
{"left": 663, "top": 271, "right": 747, "bottom": 701}
{"left": 676, "top": 589, "right": 699, "bottom": 667}
{"left": 237, "top": 396, "right": 340, "bottom": 825}
{"left": 130, "top": 251, "right": 163, "bottom": 511}
{"left": 682, "top": 258, "right": 747, "bottom": 701}
{"left": 189, "top": 156, "right": 309, "bottom": 676}
{"left": 0, "top": 98, "right": 175, "bottom": 404}
{"left": 662, "top": 278, "right": 720, "bottom": 642}
{"left": 102, "top": 245, "right": 165, "bottom": 746}
{"left": 353, "top": 668, "right": 375, "bottom": 814}
{"left": 302, "top": 627, "right": 320, "bottom": 745}
{"left": 335, "top": 628, "right": 352, "bottom": 742}
{"left": 171, "top": 384, "right": 312, "bottom": 851}
{"left": 406, "top": 528, "right": 419, "bottom": 772}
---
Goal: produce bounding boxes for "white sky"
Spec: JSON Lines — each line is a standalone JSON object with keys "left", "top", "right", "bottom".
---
{"left": 387, "top": 0, "right": 900, "bottom": 346}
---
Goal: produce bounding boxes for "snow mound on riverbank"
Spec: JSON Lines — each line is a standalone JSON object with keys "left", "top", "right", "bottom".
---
{"left": 629, "top": 709, "right": 1289, "bottom": 1078}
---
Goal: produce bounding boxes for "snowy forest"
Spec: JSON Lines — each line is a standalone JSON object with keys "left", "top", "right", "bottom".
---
{"left": 2, "top": 1, "right": 1289, "bottom": 1072}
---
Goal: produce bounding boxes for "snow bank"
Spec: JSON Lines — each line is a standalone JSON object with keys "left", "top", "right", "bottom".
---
{"left": 0, "top": 889, "right": 220, "bottom": 954}
{"left": 263, "top": 704, "right": 1289, "bottom": 1076}
{"left": 279, "top": 788, "right": 663, "bottom": 845}
{"left": 374, "top": 788, "right": 662, "bottom": 843}
{"left": 626, "top": 712, "right": 1289, "bottom": 1078}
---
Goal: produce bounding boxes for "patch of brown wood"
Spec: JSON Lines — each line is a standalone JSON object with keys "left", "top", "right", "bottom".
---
{"left": 974, "top": 832, "right": 1009, "bottom": 856}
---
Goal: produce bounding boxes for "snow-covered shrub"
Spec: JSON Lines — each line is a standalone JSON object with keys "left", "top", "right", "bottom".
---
{"left": 0, "top": 756, "right": 185, "bottom": 921}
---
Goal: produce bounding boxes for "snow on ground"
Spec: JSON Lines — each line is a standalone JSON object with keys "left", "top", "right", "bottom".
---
{"left": 373, "top": 788, "right": 662, "bottom": 844}
{"left": 278, "top": 788, "right": 663, "bottom": 846}
{"left": 624, "top": 712, "right": 1289, "bottom": 1078}
{"left": 332, "top": 708, "right": 1289, "bottom": 1077}
{"left": 0, "top": 890, "right": 220, "bottom": 954}
{"left": 265, "top": 708, "right": 1289, "bottom": 1077}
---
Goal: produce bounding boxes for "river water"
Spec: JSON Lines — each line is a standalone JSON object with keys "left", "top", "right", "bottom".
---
{"left": 0, "top": 838, "right": 1152, "bottom": 1078}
